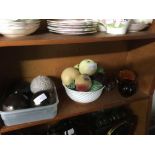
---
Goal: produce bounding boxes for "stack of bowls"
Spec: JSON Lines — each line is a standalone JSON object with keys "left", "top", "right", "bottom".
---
{"left": 0, "top": 19, "right": 41, "bottom": 38}
{"left": 128, "top": 19, "right": 153, "bottom": 32}
{"left": 47, "top": 19, "right": 97, "bottom": 35}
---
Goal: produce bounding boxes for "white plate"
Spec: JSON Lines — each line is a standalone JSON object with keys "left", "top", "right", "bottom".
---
{"left": 48, "top": 29, "right": 97, "bottom": 35}
{"left": 47, "top": 19, "right": 93, "bottom": 23}
{"left": 47, "top": 23, "right": 97, "bottom": 28}
{"left": 47, "top": 26, "right": 97, "bottom": 32}
{"left": 47, "top": 19, "right": 96, "bottom": 26}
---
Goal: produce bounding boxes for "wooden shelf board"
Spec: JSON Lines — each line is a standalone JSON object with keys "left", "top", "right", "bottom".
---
{"left": 0, "top": 31, "right": 155, "bottom": 47}
{"left": 0, "top": 88, "right": 149, "bottom": 133}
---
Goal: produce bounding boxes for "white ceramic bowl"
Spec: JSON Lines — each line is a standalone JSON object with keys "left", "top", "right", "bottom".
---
{"left": 0, "top": 24, "right": 40, "bottom": 38}
{"left": 132, "top": 19, "right": 153, "bottom": 25}
{"left": 128, "top": 23, "right": 148, "bottom": 32}
{"left": 0, "top": 19, "right": 40, "bottom": 24}
{"left": 63, "top": 84, "right": 105, "bottom": 104}
{"left": 0, "top": 20, "right": 40, "bottom": 38}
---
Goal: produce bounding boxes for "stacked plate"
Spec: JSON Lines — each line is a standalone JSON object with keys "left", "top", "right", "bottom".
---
{"left": 47, "top": 19, "right": 97, "bottom": 35}
{"left": 0, "top": 19, "right": 41, "bottom": 38}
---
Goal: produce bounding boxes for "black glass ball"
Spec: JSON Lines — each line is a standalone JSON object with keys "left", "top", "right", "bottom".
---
{"left": 2, "top": 93, "right": 29, "bottom": 112}
{"left": 31, "top": 90, "right": 56, "bottom": 107}
{"left": 118, "top": 80, "right": 137, "bottom": 97}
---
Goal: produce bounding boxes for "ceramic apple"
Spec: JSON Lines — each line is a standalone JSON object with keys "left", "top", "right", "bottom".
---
{"left": 79, "top": 59, "right": 97, "bottom": 75}
{"left": 61, "top": 67, "right": 80, "bottom": 86}
{"left": 75, "top": 74, "right": 92, "bottom": 91}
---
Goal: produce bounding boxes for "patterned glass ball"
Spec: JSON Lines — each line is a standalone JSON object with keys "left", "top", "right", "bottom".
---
{"left": 30, "top": 75, "right": 54, "bottom": 94}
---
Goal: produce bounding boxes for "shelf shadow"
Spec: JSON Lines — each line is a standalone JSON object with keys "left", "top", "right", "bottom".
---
{"left": 0, "top": 41, "right": 128, "bottom": 60}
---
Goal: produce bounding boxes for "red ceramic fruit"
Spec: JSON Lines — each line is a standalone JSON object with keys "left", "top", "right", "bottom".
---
{"left": 75, "top": 74, "right": 92, "bottom": 92}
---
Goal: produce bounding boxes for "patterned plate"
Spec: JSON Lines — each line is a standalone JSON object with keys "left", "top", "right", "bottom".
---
{"left": 47, "top": 19, "right": 96, "bottom": 26}
{"left": 48, "top": 29, "right": 97, "bottom": 35}
{"left": 47, "top": 26, "right": 97, "bottom": 32}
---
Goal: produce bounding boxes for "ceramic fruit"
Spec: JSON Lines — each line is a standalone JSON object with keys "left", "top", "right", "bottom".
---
{"left": 2, "top": 93, "right": 29, "bottom": 111}
{"left": 79, "top": 59, "right": 97, "bottom": 75}
{"left": 61, "top": 67, "right": 80, "bottom": 86}
{"left": 31, "top": 90, "right": 56, "bottom": 107}
{"left": 118, "top": 79, "right": 137, "bottom": 97}
{"left": 30, "top": 75, "right": 54, "bottom": 94}
{"left": 75, "top": 74, "right": 92, "bottom": 91}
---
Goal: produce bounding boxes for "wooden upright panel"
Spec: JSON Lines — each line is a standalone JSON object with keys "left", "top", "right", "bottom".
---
{"left": 127, "top": 40, "right": 155, "bottom": 133}
{"left": 129, "top": 98, "right": 150, "bottom": 135}
{"left": 127, "top": 41, "right": 155, "bottom": 95}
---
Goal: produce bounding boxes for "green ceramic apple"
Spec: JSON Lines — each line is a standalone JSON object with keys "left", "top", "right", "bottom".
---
{"left": 79, "top": 59, "right": 97, "bottom": 76}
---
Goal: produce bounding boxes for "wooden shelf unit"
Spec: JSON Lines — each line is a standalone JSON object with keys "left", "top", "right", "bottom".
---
{"left": 0, "top": 20, "right": 155, "bottom": 134}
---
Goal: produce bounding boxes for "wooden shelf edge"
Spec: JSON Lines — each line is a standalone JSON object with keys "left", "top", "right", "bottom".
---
{"left": 0, "top": 89, "right": 149, "bottom": 134}
{"left": 0, "top": 31, "right": 155, "bottom": 47}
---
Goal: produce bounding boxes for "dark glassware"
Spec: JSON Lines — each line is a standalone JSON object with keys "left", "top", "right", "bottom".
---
{"left": 118, "top": 79, "right": 137, "bottom": 97}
